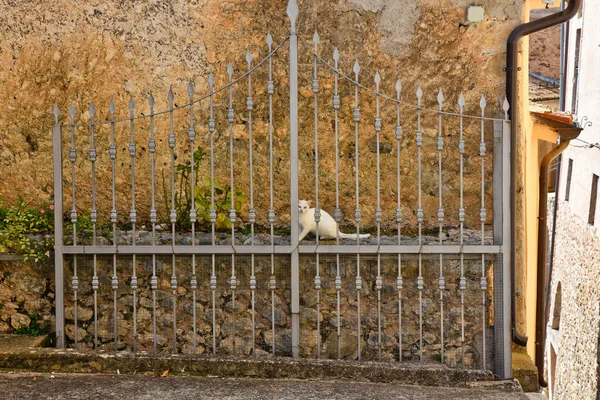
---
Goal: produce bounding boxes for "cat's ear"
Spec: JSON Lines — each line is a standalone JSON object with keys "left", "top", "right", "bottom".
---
{"left": 307, "top": 200, "right": 312, "bottom": 205}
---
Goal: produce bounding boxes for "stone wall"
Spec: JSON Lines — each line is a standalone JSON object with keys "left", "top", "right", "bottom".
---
{"left": 0, "top": 259, "right": 55, "bottom": 335}
{"left": 0, "top": 231, "right": 496, "bottom": 370}
{"left": 57, "top": 252, "right": 493, "bottom": 368}
{"left": 547, "top": 200, "right": 600, "bottom": 399}
{"left": 0, "top": 0, "right": 522, "bottom": 232}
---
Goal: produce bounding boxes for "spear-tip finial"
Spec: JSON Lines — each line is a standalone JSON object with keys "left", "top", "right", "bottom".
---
{"left": 437, "top": 88, "right": 444, "bottom": 105}
{"left": 246, "top": 49, "right": 253, "bottom": 65}
{"left": 374, "top": 71, "right": 381, "bottom": 87}
{"left": 267, "top": 31, "right": 273, "bottom": 49}
{"left": 480, "top": 93, "right": 487, "bottom": 109}
{"left": 227, "top": 62, "right": 233, "bottom": 79}
{"left": 416, "top": 84, "right": 423, "bottom": 99}
{"left": 208, "top": 72, "right": 215, "bottom": 88}
{"left": 148, "top": 93, "right": 155, "bottom": 109}
{"left": 458, "top": 92, "right": 465, "bottom": 107}
{"left": 286, "top": 0, "right": 299, "bottom": 29}
{"left": 188, "top": 81, "right": 195, "bottom": 97}
{"left": 503, "top": 97, "right": 510, "bottom": 114}
{"left": 313, "top": 29, "right": 320, "bottom": 47}
{"left": 168, "top": 86, "right": 174, "bottom": 105}
{"left": 353, "top": 59, "right": 360, "bottom": 75}
{"left": 395, "top": 79, "right": 402, "bottom": 93}
{"left": 53, "top": 104, "right": 59, "bottom": 122}
{"left": 89, "top": 101, "right": 96, "bottom": 117}
{"left": 129, "top": 97, "right": 135, "bottom": 112}
{"left": 109, "top": 99, "right": 116, "bottom": 115}
{"left": 69, "top": 103, "right": 76, "bottom": 118}
{"left": 333, "top": 48, "right": 339, "bottom": 64}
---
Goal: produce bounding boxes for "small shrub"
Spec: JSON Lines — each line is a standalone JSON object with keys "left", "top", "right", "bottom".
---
{"left": 14, "top": 312, "right": 49, "bottom": 336}
{"left": 0, "top": 197, "right": 54, "bottom": 262}
{"left": 164, "top": 148, "right": 247, "bottom": 231}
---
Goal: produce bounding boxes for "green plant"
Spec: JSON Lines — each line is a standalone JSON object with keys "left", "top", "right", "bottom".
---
{"left": 164, "top": 148, "right": 247, "bottom": 231}
{"left": 14, "top": 312, "right": 49, "bottom": 336}
{"left": 163, "top": 148, "right": 206, "bottom": 229}
{"left": 0, "top": 197, "right": 54, "bottom": 262}
{"left": 194, "top": 177, "right": 246, "bottom": 231}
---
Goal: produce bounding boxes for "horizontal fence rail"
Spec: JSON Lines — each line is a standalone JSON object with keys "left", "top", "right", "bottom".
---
{"left": 52, "top": 0, "right": 512, "bottom": 378}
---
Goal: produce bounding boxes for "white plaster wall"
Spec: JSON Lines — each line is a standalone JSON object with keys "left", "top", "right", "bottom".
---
{"left": 560, "top": 0, "right": 600, "bottom": 236}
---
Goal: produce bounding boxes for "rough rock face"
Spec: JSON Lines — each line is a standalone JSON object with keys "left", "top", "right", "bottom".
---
{"left": 547, "top": 202, "right": 600, "bottom": 399}
{"left": 0, "top": 0, "right": 521, "bottom": 232}
{"left": 0, "top": 260, "right": 54, "bottom": 334}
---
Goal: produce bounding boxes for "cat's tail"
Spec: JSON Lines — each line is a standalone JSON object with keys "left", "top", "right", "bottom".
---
{"left": 338, "top": 232, "right": 371, "bottom": 239}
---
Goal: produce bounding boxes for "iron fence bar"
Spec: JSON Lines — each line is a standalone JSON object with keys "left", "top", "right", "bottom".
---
{"left": 501, "top": 113, "right": 512, "bottom": 377}
{"left": 168, "top": 88, "right": 179, "bottom": 354}
{"left": 332, "top": 48, "right": 342, "bottom": 361}
{"left": 437, "top": 89, "right": 445, "bottom": 364}
{"left": 395, "top": 80, "right": 403, "bottom": 362}
{"left": 59, "top": 38, "right": 290, "bottom": 128}
{"left": 89, "top": 102, "right": 99, "bottom": 350}
{"left": 287, "top": 0, "right": 300, "bottom": 359}
{"left": 266, "top": 32, "right": 277, "bottom": 357}
{"left": 312, "top": 30, "right": 321, "bottom": 359}
{"left": 353, "top": 59, "right": 362, "bottom": 361}
{"left": 479, "top": 94, "right": 488, "bottom": 370}
{"left": 374, "top": 71, "right": 382, "bottom": 361}
{"left": 226, "top": 62, "right": 235, "bottom": 356}
{"left": 128, "top": 97, "right": 138, "bottom": 353}
{"left": 246, "top": 50, "right": 257, "bottom": 357}
{"left": 148, "top": 94, "right": 158, "bottom": 353}
{"left": 415, "top": 85, "right": 424, "bottom": 362}
{"left": 493, "top": 117, "right": 509, "bottom": 377}
{"left": 52, "top": 105, "right": 65, "bottom": 348}
{"left": 68, "top": 104, "right": 79, "bottom": 349}
{"left": 210, "top": 70, "right": 218, "bottom": 356}
{"left": 109, "top": 100, "right": 118, "bottom": 351}
{"left": 458, "top": 92, "right": 466, "bottom": 364}
{"left": 187, "top": 82, "right": 204, "bottom": 354}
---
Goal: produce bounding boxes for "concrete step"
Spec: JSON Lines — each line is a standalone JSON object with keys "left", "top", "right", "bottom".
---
{"left": 0, "top": 334, "right": 525, "bottom": 396}
{"left": 0, "top": 372, "right": 532, "bottom": 400}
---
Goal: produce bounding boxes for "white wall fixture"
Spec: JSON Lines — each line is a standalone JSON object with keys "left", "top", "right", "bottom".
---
{"left": 467, "top": 5, "right": 485, "bottom": 23}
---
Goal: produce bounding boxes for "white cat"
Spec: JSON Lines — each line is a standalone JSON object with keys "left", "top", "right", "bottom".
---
{"left": 298, "top": 200, "right": 371, "bottom": 241}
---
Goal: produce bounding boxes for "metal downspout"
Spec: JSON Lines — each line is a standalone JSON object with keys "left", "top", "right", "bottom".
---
{"left": 505, "top": 0, "right": 582, "bottom": 348}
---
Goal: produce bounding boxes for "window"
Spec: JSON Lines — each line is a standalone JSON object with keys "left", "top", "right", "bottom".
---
{"left": 571, "top": 29, "right": 582, "bottom": 114}
{"left": 565, "top": 159, "right": 573, "bottom": 201}
{"left": 589, "top": 174, "right": 599, "bottom": 225}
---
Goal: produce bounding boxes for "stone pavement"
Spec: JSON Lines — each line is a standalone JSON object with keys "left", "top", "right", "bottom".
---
{"left": 0, "top": 373, "right": 536, "bottom": 400}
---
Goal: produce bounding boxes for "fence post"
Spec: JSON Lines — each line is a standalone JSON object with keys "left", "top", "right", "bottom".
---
{"left": 287, "top": 0, "right": 300, "bottom": 358}
{"left": 52, "top": 106, "right": 65, "bottom": 348}
{"left": 493, "top": 118, "right": 512, "bottom": 378}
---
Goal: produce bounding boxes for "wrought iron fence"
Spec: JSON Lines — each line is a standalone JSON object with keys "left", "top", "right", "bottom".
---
{"left": 52, "top": 0, "right": 512, "bottom": 378}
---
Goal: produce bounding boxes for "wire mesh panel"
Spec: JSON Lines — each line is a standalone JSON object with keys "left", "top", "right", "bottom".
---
{"left": 52, "top": 0, "right": 511, "bottom": 377}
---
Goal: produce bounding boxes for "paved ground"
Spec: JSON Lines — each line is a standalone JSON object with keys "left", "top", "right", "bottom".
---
{"left": 0, "top": 372, "right": 535, "bottom": 400}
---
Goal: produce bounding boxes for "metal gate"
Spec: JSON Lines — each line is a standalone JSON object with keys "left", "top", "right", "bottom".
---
{"left": 52, "top": 0, "right": 512, "bottom": 378}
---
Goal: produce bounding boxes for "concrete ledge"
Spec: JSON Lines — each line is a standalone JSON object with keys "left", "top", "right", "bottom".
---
{"left": 0, "top": 347, "right": 521, "bottom": 392}
{"left": 512, "top": 345, "right": 539, "bottom": 392}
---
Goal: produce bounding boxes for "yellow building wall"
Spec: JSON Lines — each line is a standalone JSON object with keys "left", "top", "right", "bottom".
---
{"left": 518, "top": 0, "right": 561, "bottom": 363}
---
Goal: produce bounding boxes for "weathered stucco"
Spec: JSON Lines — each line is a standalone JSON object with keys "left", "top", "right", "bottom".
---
{"left": 547, "top": 202, "right": 600, "bottom": 399}
{"left": 0, "top": 0, "right": 521, "bottom": 232}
